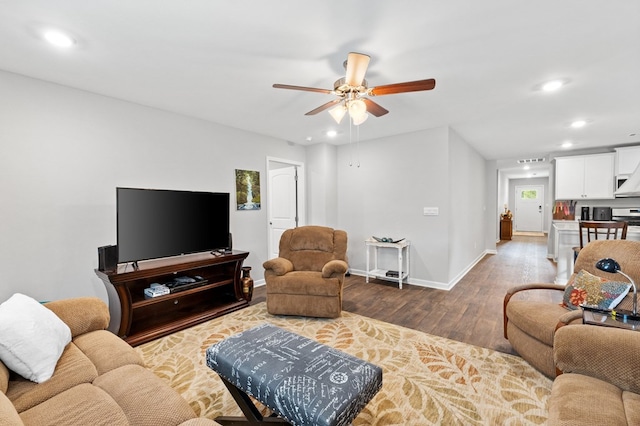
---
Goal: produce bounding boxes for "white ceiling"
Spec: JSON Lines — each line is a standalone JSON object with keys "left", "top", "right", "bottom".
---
{"left": 1, "top": 1, "right": 639, "bottom": 163}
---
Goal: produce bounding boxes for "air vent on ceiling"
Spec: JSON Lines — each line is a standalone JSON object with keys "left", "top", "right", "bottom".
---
{"left": 517, "top": 158, "right": 546, "bottom": 164}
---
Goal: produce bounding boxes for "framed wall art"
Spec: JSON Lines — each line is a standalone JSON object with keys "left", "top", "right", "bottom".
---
{"left": 235, "top": 169, "right": 261, "bottom": 210}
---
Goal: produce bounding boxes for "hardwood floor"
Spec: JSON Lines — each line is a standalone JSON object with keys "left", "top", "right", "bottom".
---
{"left": 251, "top": 235, "right": 561, "bottom": 355}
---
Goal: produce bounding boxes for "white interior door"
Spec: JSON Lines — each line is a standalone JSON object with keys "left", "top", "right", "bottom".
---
{"left": 515, "top": 185, "right": 544, "bottom": 232}
{"left": 267, "top": 159, "right": 305, "bottom": 259}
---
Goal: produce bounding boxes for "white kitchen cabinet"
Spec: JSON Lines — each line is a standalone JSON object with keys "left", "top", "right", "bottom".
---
{"left": 615, "top": 145, "right": 640, "bottom": 176}
{"left": 555, "top": 153, "right": 614, "bottom": 200}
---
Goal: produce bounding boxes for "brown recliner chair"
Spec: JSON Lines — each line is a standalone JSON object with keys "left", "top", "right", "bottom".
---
{"left": 503, "top": 239, "right": 640, "bottom": 378}
{"left": 264, "top": 225, "right": 348, "bottom": 318}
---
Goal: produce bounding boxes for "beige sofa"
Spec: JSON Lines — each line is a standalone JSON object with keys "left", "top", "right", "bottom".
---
{"left": 549, "top": 325, "right": 640, "bottom": 425}
{"left": 0, "top": 297, "right": 218, "bottom": 426}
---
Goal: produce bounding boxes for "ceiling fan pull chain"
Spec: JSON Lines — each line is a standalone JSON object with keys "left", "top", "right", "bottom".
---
{"left": 348, "top": 116, "right": 353, "bottom": 167}
{"left": 356, "top": 123, "right": 361, "bottom": 168}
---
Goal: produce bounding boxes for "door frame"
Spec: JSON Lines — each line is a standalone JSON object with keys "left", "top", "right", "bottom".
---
{"left": 266, "top": 157, "right": 306, "bottom": 259}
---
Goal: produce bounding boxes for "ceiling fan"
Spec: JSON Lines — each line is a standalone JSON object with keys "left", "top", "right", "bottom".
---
{"left": 273, "top": 52, "right": 436, "bottom": 125}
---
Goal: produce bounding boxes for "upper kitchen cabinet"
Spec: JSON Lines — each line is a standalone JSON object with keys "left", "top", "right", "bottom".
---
{"left": 615, "top": 145, "right": 640, "bottom": 176}
{"left": 555, "top": 153, "right": 615, "bottom": 200}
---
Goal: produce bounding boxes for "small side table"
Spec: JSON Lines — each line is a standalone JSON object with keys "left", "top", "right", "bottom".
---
{"left": 365, "top": 238, "right": 410, "bottom": 289}
{"left": 500, "top": 218, "right": 512, "bottom": 240}
{"left": 582, "top": 309, "right": 640, "bottom": 331}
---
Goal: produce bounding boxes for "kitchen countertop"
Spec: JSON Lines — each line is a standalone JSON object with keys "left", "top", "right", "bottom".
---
{"left": 552, "top": 220, "right": 640, "bottom": 233}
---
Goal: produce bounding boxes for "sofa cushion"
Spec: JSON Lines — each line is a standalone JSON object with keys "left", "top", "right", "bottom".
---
{"left": 0, "top": 391, "right": 24, "bottom": 425}
{"left": 288, "top": 226, "right": 335, "bottom": 252}
{"left": 624, "top": 391, "right": 640, "bottom": 426}
{"left": 266, "top": 271, "right": 342, "bottom": 296}
{"left": 73, "top": 330, "right": 145, "bottom": 375}
{"left": 44, "top": 297, "right": 110, "bottom": 338}
{"left": 7, "top": 342, "right": 98, "bottom": 413}
{"left": 93, "top": 364, "right": 197, "bottom": 425}
{"left": 0, "top": 361, "right": 8, "bottom": 394}
{"left": 0, "top": 294, "right": 72, "bottom": 383}
{"left": 19, "top": 383, "right": 129, "bottom": 426}
{"left": 562, "top": 269, "right": 631, "bottom": 310}
{"left": 180, "top": 420, "right": 223, "bottom": 426}
{"left": 279, "top": 226, "right": 347, "bottom": 272}
{"left": 549, "top": 373, "right": 633, "bottom": 426}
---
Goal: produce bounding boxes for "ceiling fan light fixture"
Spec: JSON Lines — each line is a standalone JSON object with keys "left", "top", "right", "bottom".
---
{"left": 348, "top": 99, "right": 367, "bottom": 117}
{"left": 352, "top": 112, "right": 369, "bottom": 126}
{"left": 328, "top": 104, "right": 347, "bottom": 124}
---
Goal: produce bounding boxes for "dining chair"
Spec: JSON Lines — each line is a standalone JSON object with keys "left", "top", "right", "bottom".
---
{"left": 572, "top": 220, "right": 628, "bottom": 261}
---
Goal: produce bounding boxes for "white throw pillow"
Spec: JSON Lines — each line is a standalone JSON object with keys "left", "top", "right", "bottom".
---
{"left": 0, "top": 293, "right": 72, "bottom": 383}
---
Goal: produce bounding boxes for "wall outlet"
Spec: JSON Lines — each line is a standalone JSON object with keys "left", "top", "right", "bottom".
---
{"left": 423, "top": 207, "right": 439, "bottom": 216}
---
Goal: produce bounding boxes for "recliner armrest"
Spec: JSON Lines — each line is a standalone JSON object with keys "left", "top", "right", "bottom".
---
{"left": 45, "top": 297, "right": 110, "bottom": 338}
{"left": 557, "top": 309, "right": 583, "bottom": 327}
{"left": 505, "top": 283, "right": 566, "bottom": 297}
{"left": 322, "top": 260, "right": 348, "bottom": 278}
{"left": 503, "top": 283, "right": 567, "bottom": 338}
{"left": 554, "top": 325, "right": 640, "bottom": 394}
{"left": 263, "top": 257, "right": 294, "bottom": 276}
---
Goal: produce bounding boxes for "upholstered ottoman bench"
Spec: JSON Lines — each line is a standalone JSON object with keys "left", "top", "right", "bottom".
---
{"left": 205, "top": 323, "right": 382, "bottom": 426}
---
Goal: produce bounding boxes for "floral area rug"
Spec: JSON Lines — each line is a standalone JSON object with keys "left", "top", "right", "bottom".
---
{"left": 136, "top": 302, "right": 551, "bottom": 425}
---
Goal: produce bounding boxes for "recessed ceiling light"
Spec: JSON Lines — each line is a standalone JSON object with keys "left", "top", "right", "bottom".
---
{"left": 542, "top": 80, "right": 564, "bottom": 92}
{"left": 326, "top": 130, "right": 337, "bottom": 137}
{"left": 523, "top": 165, "right": 530, "bottom": 170}
{"left": 43, "top": 30, "right": 75, "bottom": 48}
{"left": 305, "top": 136, "right": 313, "bottom": 142}
{"left": 571, "top": 120, "right": 587, "bottom": 128}
{"left": 562, "top": 141, "right": 573, "bottom": 148}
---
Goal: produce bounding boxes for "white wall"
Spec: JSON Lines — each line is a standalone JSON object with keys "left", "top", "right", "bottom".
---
{"left": 485, "top": 160, "right": 499, "bottom": 248}
{"left": 447, "top": 128, "right": 487, "bottom": 281}
{"left": 336, "top": 127, "right": 488, "bottom": 287}
{"left": 306, "top": 143, "right": 338, "bottom": 227}
{"left": 0, "top": 70, "right": 306, "bottom": 303}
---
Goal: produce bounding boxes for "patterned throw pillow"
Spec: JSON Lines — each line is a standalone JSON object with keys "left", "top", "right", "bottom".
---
{"left": 562, "top": 269, "right": 632, "bottom": 311}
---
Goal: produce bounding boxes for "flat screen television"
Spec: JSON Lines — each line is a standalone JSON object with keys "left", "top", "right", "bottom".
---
{"left": 116, "top": 187, "right": 230, "bottom": 263}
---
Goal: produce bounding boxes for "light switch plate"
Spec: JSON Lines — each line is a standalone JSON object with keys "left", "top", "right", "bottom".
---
{"left": 423, "top": 207, "right": 439, "bottom": 216}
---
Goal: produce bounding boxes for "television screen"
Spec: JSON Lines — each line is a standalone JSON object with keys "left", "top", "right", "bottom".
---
{"left": 117, "top": 188, "right": 230, "bottom": 263}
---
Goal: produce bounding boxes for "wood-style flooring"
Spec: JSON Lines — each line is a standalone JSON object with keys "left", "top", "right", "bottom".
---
{"left": 251, "top": 235, "right": 561, "bottom": 355}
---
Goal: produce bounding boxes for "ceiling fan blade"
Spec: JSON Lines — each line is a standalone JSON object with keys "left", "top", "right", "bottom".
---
{"left": 273, "top": 84, "right": 332, "bottom": 94}
{"left": 362, "top": 98, "right": 389, "bottom": 117}
{"left": 369, "top": 78, "right": 436, "bottom": 96}
{"left": 305, "top": 99, "right": 342, "bottom": 115}
{"left": 345, "top": 52, "right": 370, "bottom": 87}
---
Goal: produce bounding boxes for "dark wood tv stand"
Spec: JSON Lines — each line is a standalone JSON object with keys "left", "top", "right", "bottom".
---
{"left": 95, "top": 250, "right": 250, "bottom": 346}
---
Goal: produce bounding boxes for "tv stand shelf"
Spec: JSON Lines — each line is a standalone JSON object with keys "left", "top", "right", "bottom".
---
{"left": 96, "top": 250, "right": 250, "bottom": 346}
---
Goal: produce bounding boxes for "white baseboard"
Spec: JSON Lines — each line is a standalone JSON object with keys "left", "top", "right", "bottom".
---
{"left": 349, "top": 249, "right": 492, "bottom": 291}
{"left": 259, "top": 249, "right": 493, "bottom": 292}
